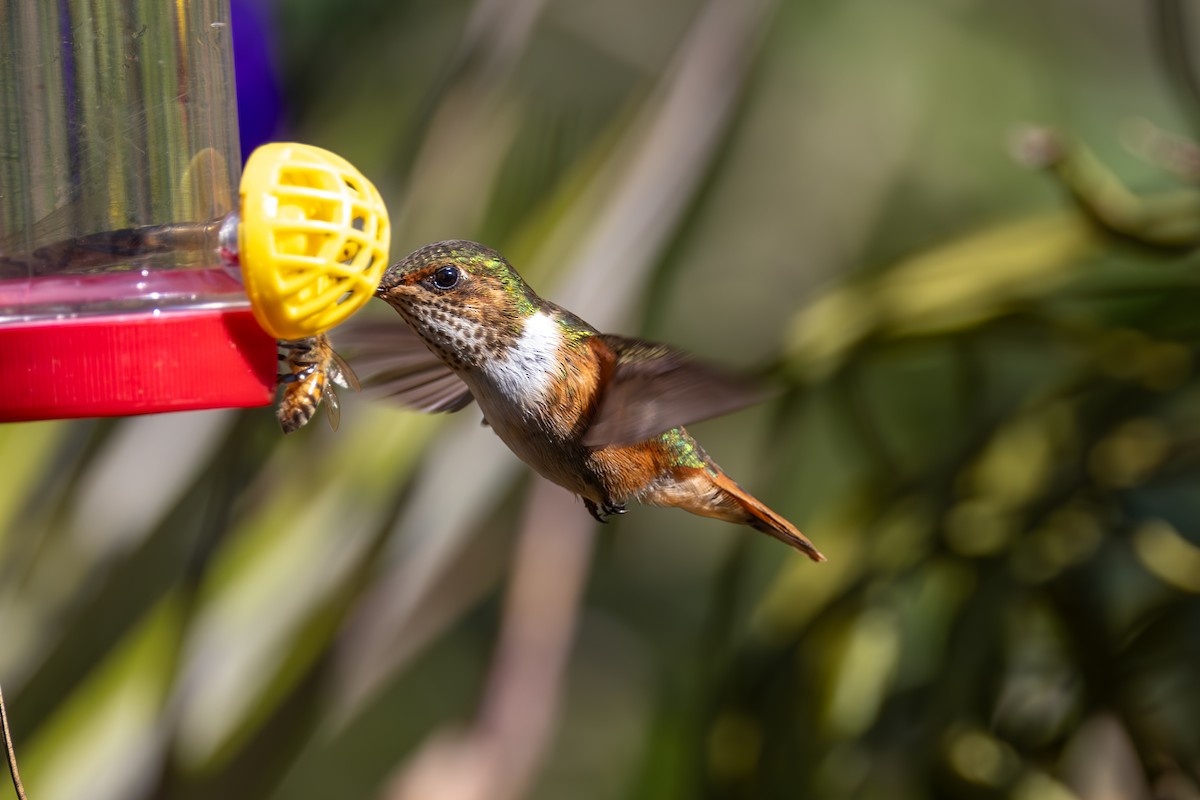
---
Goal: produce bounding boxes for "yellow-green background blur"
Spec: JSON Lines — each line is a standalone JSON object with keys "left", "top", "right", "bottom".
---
{"left": 4, "top": 1, "right": 1200, "bottom": 798}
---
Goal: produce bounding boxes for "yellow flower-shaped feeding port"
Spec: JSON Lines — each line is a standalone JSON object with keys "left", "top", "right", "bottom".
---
{"left": 239, "top": 142, "right": 391, "bottom": 340}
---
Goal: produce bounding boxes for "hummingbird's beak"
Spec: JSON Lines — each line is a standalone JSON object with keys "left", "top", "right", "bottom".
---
{"left": 375, "top": 265, "right": 405, "bottom": 297}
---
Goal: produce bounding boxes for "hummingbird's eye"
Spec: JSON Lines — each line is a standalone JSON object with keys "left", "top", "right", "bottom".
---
{"left": 430, "top": 265, "right": 461, "bottom": 290}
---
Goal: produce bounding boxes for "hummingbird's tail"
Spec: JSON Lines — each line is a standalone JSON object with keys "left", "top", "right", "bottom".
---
{"left": 646, "top": 467, "right": 825, "bottom": 561}
{"left": 711, "top": 470, "right": 826, "bottom": 561}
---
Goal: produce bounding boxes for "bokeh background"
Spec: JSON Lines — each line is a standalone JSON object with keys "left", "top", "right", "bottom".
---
{"left": 5, "top": 0, "right": 1200, "bottom": 798}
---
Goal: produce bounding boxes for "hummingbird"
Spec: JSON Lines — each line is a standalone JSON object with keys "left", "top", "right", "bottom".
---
{"left": 356, "top": 240, "right": 823, "bottom": 560}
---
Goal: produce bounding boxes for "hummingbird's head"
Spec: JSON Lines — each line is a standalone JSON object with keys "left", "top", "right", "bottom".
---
{"left": 374, "top": 240, "right": 541, "bottom": 369}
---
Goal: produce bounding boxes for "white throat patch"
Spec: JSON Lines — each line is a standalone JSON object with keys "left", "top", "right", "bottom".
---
{"left": 480, "top": 310, "right": 562, "bottom": 406}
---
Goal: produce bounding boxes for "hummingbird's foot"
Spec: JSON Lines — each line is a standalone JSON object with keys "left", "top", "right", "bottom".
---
{"left": 584, "top": 498, "right": 628, "bottom": 523}
{"left": 584, "top": 499, "right": 605, "bottom": 523}
{"left": 604, "top": 501, "right": 628, "bottom": 517}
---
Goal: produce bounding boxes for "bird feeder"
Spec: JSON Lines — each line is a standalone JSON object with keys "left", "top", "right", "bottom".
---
{"left": 0, "top": 0, "right": 389, "bottom": 422}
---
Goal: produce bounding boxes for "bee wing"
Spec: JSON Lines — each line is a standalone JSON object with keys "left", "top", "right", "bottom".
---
{"left": 323, "top": 383, "right": 342, "bottom": 432}
{"left": 334, "top": 321, "right": 475, "bottom": 413}
{"left": 328, "top": 349, "right": 361, "bottom": 392}
{"left": 582, "top": 334, "right": 770, "bottom": 447}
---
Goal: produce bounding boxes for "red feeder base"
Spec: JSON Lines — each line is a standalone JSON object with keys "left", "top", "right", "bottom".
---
{"left": 0, "top": 307, "right": 276, "bottom": 422}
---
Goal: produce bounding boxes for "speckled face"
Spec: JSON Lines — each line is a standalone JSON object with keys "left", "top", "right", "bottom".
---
{"left": 375, "top": 240, "right": 542, "bottom": 370}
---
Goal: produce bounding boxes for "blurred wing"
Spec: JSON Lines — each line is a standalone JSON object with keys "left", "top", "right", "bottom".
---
{"left": 582, "top": 334, "right": 769, "bottom": 447}
{"left": 334, "top": 321, "right": 475, "bottom": 413}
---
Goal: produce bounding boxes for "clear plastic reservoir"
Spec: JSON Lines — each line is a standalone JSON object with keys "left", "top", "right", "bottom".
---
{"left": 0, "top": 0, "right": 247, "bottom": 318}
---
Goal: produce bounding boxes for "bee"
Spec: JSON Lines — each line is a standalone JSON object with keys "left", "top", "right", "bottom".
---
{"left": 276, "top": 334, "right": 360, "bottom": 433}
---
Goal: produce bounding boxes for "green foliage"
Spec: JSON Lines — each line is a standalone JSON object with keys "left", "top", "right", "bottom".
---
{"left": 4, "top": 1, "right": 1200, "bottom": 799}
